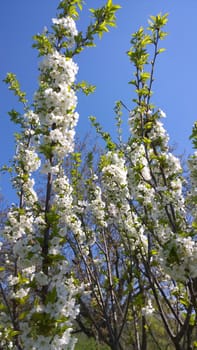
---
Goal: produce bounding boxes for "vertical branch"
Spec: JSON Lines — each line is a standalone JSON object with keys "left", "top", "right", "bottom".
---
{"left": 141, "top": 315, "right": 147, "bottom": 350}
{"left": 102, "top": 230, "right": 118, "bottom": 332}
{"left": 132, "top": 304, "right": 141, "bottom": 350}
{"left": 42, "top": 170, "right": 53, "bottom": 275}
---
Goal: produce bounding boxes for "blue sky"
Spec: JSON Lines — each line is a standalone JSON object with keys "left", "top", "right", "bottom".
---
{"left": 1, "top": 0, "right": 197, "bottom": 203}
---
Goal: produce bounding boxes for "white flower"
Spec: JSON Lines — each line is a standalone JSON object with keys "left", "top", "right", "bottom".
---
{"left": 52, "top": 16, "right": 78, "bottom": 48}
{"left": 35, "top": 272, "right": 48, "bottom": 286}
{"left": 7, "top": 276, "right": 19, "bottom": 286}
{"left": 14, "top": 288, "right": 29, "bottom": 299}
{"left": 159, "top": 109, "right": 166, "bottom": 118}
{"left": 142, "top": 299, "right": 154, "bottom": 316}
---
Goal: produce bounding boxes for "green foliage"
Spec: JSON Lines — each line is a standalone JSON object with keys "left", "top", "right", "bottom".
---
{"left": 39, "top": 143, "right": 55, "bottom": 159}
{"left": 46, "top": 207, "right": 59, "bottom": 226}
{"left": 70, "top": 152, "right": 83, "bottom": 198}
{"left": 190, "top": 121, "right": 197, "bottom": 149}
{"left": 114, "top": 101, "right": 123, "bottom": 145}
{"left": 0, "top": 165, "right": 12, "bottom": 173}
{"left": 8, "top": 109, "right": 22, "bottom": 125}
{"left": 89, "top": 0, "right": 121, "bottom": 38}
{"left": 127, "top": 13, "right": 168, "bottom": 109}
{"left": 73, "top": 1, "right": 121, "bottom": 55}
{"left": 128, "top": 27, "right": 151, "bottom": 70}
{"left": 75, "top": 81, "right": 96, "bottom": 95}
{"left": 45, "top": 287, "right": 57, "bottom": 304}
{"left": 89, "top": 116, "right": 116, "bottom": 151}
{"left": 3, "top": 73, "right": 27, "bottom": 105}
{"left": 76, "top": 333, "right": 110, "bottom": 350}
{"left": 32, "top": 33, "right": 53, "bottom": 56}
{"left": 148, "top": 13, "right": 168, "bottom": 39}
{"left": 58, "top": 0, "right": 84, "bottom": 19}
{"left": 30, "top": 312, "right": 57, "bottom": 336}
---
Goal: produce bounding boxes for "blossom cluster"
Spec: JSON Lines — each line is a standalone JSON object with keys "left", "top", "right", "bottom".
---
{"left": 99, "top": 151, "right": 148, "bottom": 251}
{"left": 53, "top": 174, "right": 85, "bottom": 245}
{"left": 127, "top": 109, "right": 197, "bottom": 281}
{"left": 35, "top": 49, "right": 79, "bottom": 159}
{"left": 52, "top": 16, "right": 78, "bottom": 48}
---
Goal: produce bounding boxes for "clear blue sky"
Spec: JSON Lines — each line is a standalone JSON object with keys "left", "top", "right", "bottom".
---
{"left": 0, "top": 0, "right": 197, "bottom": 203}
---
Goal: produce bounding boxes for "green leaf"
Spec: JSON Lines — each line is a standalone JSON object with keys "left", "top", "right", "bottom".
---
{"left": 18, "top": 272, "right": 29, "bottom": 284}
{"left": 58, "top": 0, "right": 83, "bottom": 18}
{"left": 32, "top": 33, "right": 53, "bottom": 56}
{"left": 0, "top": 303, "right": 7, "bottom": 311}
{"left": 75, "top": 81, "right": 96, "bottom": 95}
{"left": 150, "top": 249, "right": 158, "bottom": 256}
{"left": 45, "top": 287, "right": 57, "bottom": 304}
{"left": 8, "top": 109, "right": 22, "bottom": 124}
{"left": 192, "top": 221, "right": 197, "bottom": 229}
{"left": 157, "top": 47, "right": 166, "bottom": 54}
{"left": 193, "top": 341, "right": 197, "bottom": 348}
{"left": 10, "top": 330, "right": 21, "bottom": 337}
{"left": 140, "top": 72, "right": 150, "bottom": 82}
{"left": 18, "top": 311, "right": 29, "bottom": 321}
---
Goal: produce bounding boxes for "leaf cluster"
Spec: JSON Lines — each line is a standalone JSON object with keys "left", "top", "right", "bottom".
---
{"left": 89, "top": 0, "right": 121, "bottom": 38}
{"left": 3, "top": 73, "right": 27, "bottom": 105}
{"left": 127, "top": 13, "right": 168, "bottom": 109}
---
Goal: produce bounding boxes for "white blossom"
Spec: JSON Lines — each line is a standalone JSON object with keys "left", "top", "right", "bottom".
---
{"left": 142, "top": 299, "right": 154, "bottom": 316}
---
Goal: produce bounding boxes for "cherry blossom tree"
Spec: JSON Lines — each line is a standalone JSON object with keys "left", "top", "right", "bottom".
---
{"left": 64, "top": 13, "right": 197, "bottom": 350}
{"left": 1, "top": 2, "right": 197, "bottom": 350}
{"left": 0, "top": 1, "right": 120, "bottom": 349}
